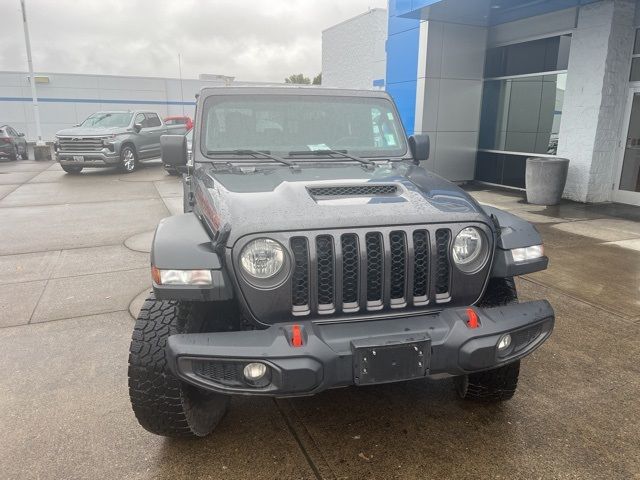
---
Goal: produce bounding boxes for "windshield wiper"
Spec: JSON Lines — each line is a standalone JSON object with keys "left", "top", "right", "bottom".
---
{"left": 206, "top": 149, "right": 297, "bottom": 168}
{"left": 287, "top": 149, "right": 375, "bottom": 166}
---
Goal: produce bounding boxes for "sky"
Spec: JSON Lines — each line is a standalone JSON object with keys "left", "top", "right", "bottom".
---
{"left": 0, "top": 0, "right": 387, "bottom": 83}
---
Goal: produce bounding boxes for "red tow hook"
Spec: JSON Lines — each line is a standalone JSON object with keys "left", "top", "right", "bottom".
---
{"left": 466, "top": 308, "right": 480, "bottom": 329}
{"left": 291, "top": 324, "right": 304, "bottom": 347}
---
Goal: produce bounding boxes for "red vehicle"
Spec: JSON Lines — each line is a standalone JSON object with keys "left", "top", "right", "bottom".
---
{"left": 164, "top": 115, "right": 193, "bottom": 131}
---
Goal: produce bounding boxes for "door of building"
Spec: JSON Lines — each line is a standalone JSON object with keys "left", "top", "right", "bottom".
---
{"left": 614, "top": 88, "right": 640, "bottom": 206}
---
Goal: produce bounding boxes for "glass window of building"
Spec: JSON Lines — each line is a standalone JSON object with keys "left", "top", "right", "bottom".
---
{"left": 476, "top": 35, "right": 570, "bottom": 188}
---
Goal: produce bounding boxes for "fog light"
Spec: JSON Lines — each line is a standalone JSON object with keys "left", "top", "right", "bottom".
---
{"left": 497, "top": 334, "right": 512, "bottom": 351}
{"left": 243, "top": 362, "right": 267, "bottom": 381}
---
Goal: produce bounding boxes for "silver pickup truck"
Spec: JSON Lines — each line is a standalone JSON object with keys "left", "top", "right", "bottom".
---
{"left": 54, "top": 110, "right": 187, "bottom": 174}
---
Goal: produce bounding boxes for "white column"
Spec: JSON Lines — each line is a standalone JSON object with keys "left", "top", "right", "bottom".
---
{"left": 558, "top": 0, "right": 636, "bottom": 202}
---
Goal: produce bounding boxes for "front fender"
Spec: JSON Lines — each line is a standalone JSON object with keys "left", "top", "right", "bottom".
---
{"left": 151, "top": 213, "right": 233, "bottom": 301}
{"left": 481, "top": 205, "right": 549, "bottom": 278}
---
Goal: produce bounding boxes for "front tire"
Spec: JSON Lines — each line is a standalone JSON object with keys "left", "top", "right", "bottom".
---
{"left": 128, "top": 297, "right": 229, "bottom": 437}
{"left": 455, "top": 360, "right": 520, "bottom": 402}
{"left": 9, "top": 145, "right": 18, "bottom": 161}
{"left": 61, "top": 165, "right": 83, "bottom": 174}
{"left": 455, "top": 277, "right": 520, "bottom": 402}
{"left": 120, "top": 145, "right": 138, "bottom": 173}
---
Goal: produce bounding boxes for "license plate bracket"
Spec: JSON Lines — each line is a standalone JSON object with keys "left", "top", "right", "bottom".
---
{"left": 72, "top": 155, "right": 84, "bottom": 162}
{"left": 352, "top": 334, "right": 430, "bottom": 386}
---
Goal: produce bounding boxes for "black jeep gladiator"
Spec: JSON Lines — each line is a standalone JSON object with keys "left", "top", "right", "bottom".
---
{"left": 128, "top": 87, "right": 554, "bottom": 438}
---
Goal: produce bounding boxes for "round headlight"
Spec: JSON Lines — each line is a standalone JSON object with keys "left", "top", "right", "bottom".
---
{"left": 240, "top": 238, "right": 284, "bottom": 279}
{"left": 452, "top": 227, "right": 485, "bottom": 270}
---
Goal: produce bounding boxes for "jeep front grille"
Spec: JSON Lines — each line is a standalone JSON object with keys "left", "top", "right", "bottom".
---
{"left": 57, "top": 137, "right": 104, "bottom": 152}
{"left": 288, "top": 227, "right": 454, "bottom": 316}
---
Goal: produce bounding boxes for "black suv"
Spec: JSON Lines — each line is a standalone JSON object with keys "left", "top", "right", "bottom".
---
{"left": 0, "top": 125, "right": 28, "bottom": 161}
{"left": 128, "top": 87, "right": 554, "bottom": 438}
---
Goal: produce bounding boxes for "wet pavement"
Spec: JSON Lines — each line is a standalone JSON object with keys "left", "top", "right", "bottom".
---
{"left": 0, "top": 160, "right": 638, "bottom": 479}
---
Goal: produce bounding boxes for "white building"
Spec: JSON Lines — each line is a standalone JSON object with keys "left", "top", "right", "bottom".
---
{"left": 321, "top": 8, "right": 387, "bottom": 90}
{"left": 0, "top": 71, "right": 274, "bottom": 142}
{"left": 385, "top": 0, "right": 640, "bottom": 206}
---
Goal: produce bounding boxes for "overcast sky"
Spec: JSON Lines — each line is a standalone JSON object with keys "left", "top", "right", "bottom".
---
{"left": 0, "top": 0, "right": 387, "bottom": 83}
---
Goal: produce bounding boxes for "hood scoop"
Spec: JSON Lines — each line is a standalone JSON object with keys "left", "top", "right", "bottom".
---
{"left": 307, "top": 184, "right": 398, "bottom": 198}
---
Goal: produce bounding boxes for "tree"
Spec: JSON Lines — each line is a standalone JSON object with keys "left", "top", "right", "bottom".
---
{"left": 285, "top": 74, "right": 311, "bottom": 85}
{"left": 312, "top": 73, "right": 322, "bottom": 85}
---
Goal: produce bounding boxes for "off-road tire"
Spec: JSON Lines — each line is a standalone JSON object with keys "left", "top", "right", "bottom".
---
{"left": 120, "top": 145, "right": 138, "bottom": 173}
{"left": 128, "top": 297, "right": 229, "bottom": 437}
{"left": 454, "top": 277, "right": 520, "bottom": 402}
{"left": 61, "top": 165, "right": 83, "bottom": 174}
{"left": 164, "top": 164, "right": 180, "bottom": 176}
{"left": 478, "top": 277, "right": 518, "bottom": 307}
{"left": 455, "top": 360, "right": 520, "bottom": 402}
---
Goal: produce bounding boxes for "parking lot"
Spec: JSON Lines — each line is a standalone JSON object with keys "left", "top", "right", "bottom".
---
{"left": 0, "top": 158, "right": 639, "bottom": 480}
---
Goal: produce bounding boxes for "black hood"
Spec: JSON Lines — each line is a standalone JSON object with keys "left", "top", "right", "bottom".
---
{"left": 195, "top": 161, "right": 491, "bottom": 246}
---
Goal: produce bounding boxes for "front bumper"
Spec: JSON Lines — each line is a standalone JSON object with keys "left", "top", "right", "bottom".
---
{"left": 0, "top": 144, "right": 14, "bottom": 157}
{"left": 166, "top": 300, "right": 554, "bottom": 397}
{"left": 56, "top": 149, "right": 120, "bottom": 167}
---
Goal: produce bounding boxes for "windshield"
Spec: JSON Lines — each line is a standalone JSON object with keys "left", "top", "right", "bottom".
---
{"left": 201, "top": 95, "right": 407, "bottom": 159}
{"left": 166, "top": 118, "right": 186, "bottom": 125}
{"left": 81, "top": 112, "right": 133, "bottom": 128}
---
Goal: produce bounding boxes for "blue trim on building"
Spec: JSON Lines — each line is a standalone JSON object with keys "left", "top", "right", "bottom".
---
{"left": 0, "top": 96, "right": 195, "bottom": 106}
{"left": 385, "top": 13, "right": 421, "bottom": 135}
{"left": 391, "top": 0, "right": 600, "bottom": 26}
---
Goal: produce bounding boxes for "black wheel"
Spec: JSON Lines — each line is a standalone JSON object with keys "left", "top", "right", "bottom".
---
{"left": 455, "top": 360, "right": 520, "bottom": 402}
{"left": 120, "top": 145, "right": 138, "bottom": 173}
{"left": 164, "top": 164, "right": 180, "bottom": 176}
{"left": 128, "top": 296, "right": 229, "bottom": 437}
{"left": 19, "top": 144, "right": 28, "bottom": 160}
{"left": 9, "top": 145, "right": 18, "bottom": 161}
{"left": 61, "top": 165, "right": 83, "bottom": 174}
{"left": 454, "top": 277, "right": 520, "bottom": 402}
{"left": 478, "top": 277, "right": 518, "bottom": 307}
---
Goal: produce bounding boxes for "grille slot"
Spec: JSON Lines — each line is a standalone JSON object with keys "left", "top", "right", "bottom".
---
{"left": 365, "top": 232, "right": 384, "bottom": 307}
{"left": 193, "top": 360, "right": 244, "bottom": 387}
{"left": 435, "top": 229, "right": 451, "bottom": 300}
{"left": 389, "top": 231, "right": 407, "bottom": 303}
{"left": 291, "top": 238, "right": 309, "bottom": 313}
{"left": 412, "top": 230, "right": 429, "bottom": 303}
{"left": 316, "top": 236, "right": 335, "bottom": 312}
{"left": 57, "top": 137, "right": 105, "bottom": 152}
{"left": 308, "top": 185, "right": 397, "bottom": 197}
{"left": 341, "top": 234, "right": 359, "bottom": 310}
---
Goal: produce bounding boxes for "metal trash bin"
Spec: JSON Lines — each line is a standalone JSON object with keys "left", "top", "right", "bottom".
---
{"left": 525, "top": 157, "right": 570, "bottom": 206}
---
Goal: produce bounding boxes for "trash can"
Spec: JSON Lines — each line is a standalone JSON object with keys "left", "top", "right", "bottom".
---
{"left": 525, "top": 157, "right": 570, "bottom": 206}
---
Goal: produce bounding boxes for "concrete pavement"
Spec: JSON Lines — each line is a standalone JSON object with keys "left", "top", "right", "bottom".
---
{"left": 0, "top": 159, "right": 638, "bottom": 479}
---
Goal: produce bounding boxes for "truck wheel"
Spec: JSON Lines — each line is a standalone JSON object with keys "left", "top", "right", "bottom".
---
{"left": 61, "top": 165, "right": 83, "bottom": 174}
{"left": 478, "top": 277, "right": 518, "bottom": 307}
{"left": 454, "top": 277, "right": 520, "bottom": 402}
{"left": 455, "top": 360, "right": 520, "bottom": 402}
{"left": 120, "top": 145, "right": 138, "bottom": 173}
{"left": 128, "top": 297, "right": 229, "bottom": 437}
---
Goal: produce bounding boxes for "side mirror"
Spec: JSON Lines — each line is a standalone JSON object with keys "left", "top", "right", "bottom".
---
{"left": 408, "top": 134, "right": 430, "bottom": 165}
{"left": 18, "top": 133, "right": 25, "bottom": 137}
{"left": 133, "top": 123, "right": 143, "bottom": 133}
{"left": 161, "top": 134, "right": 188, "bottom": 167}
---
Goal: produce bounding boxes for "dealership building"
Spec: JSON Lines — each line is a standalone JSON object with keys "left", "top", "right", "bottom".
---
{"left": 381, "top": 0, "right": 640, "bottom": 206}
{"left": 0, "top": 71, "right": 275, "bottom": 143}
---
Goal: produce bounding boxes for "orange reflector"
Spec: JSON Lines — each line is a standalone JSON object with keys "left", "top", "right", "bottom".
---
{"left": 151, "top": 265, "right": 161, "bottom": 284}
{"left": 466, "top": 308, "right": 480, "bottom": 329}
{"left": 291, "top": 324, "right": 303, "bottom": 347}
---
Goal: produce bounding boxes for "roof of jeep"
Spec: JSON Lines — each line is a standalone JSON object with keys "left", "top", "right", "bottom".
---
{"left": 197, "top": 86, "right": 391, "bottom": 99}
